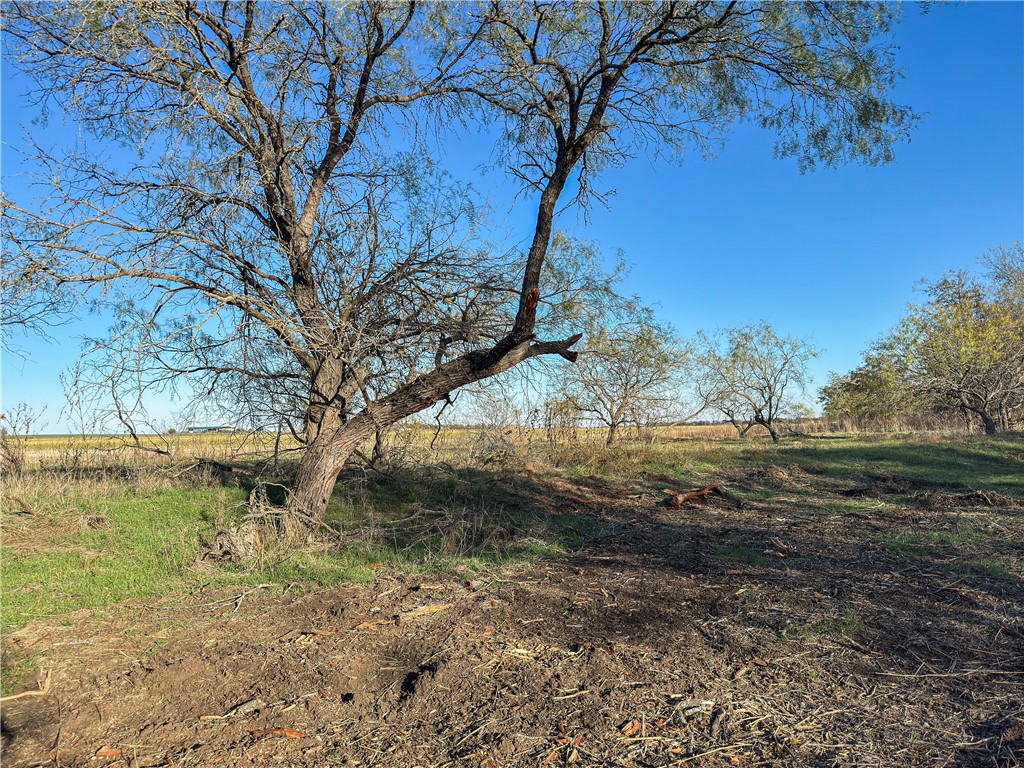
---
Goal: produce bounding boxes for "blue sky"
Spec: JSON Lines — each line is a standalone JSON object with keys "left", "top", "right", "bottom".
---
{"left": 3, "top": 2, "right": 1023, "bottom": 433}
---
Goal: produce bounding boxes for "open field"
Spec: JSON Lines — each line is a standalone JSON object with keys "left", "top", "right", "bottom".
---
{"left": 2, "top": 432, "right": 1023, "bottom": 767}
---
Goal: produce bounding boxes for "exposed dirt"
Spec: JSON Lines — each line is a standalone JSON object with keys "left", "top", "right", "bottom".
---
{"left": 3, "top": 472, "right": 1023, "bottom": 768}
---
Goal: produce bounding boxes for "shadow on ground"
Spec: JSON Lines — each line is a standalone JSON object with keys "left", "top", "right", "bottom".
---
{"left": 3, "top": 444, "right": 1023, "bottom": 767}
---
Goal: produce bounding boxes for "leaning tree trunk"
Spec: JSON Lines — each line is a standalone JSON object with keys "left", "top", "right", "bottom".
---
{"left": 753, "top": 412, "right": 780, "bottom": 443}
{"left": 605, "top": 421, "right": 619, "bottom": 447}
{"left": 279, "top": 122, "right": 587, "bottom": 534}
{"left": 961, "top": 400, "right": 998, "bottom": 435}
{"left": 760, "top": 419, "right": 781, "bottom": 443}
{"left": 978, "top": 410, "right": 998, "bottom": 435}
{"left": 282, "top": 333, "right": 583, "bottom": 532}
{"left": 284, "top": 427, "right": 366, "bottom": 537}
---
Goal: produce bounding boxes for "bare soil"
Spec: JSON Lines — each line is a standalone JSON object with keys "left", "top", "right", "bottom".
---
{"left": 3, "top": 469, "right": 1023, "bottom": 768}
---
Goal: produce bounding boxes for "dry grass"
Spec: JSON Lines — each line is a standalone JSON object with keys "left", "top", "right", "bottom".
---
{"left": 2, "top": 428, "right": 1022, "bottom": 767}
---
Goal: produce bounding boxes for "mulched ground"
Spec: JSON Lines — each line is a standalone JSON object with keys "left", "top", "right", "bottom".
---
{"left": 3, "top": 467, "right": 1023, "bottom": 768}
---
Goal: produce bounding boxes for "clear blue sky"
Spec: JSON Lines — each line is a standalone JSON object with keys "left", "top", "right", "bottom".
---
{"left": 2, "top": 2, "right": 1023, "bottom": 433}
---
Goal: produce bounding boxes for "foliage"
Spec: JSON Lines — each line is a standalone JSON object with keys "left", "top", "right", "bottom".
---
{"left": 823, "top": 243, "right": 1024, "bottom": 434}
{"left": 819, "top": 350, "right": 930, "bottom": 428}
{"left": 564, "top": 305, "right": 693, "bottom": 445}
{"left": 2, "top": 1, "right": 917, "bottom": 524}
{"left": 694, "top": 321, "right": 818, "bottom": 442}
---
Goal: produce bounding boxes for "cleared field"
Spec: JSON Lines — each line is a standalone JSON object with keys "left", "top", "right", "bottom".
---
{"left": 2, "top": 432, "right": 1022, "bottom": 767}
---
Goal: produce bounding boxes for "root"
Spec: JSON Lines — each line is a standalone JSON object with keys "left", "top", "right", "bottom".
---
{"left": 0, "top": 670, "right": 51, "bottom": 703}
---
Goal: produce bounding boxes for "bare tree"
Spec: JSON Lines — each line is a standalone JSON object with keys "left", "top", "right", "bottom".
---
{"left": 695, "top": 322, "right": 818, "bottom": 442}
{"left": 2, "top": 1, "right": 915, "bottom": 528}
{"left": 566, "top": 307, "right": 689, "bottom": 446}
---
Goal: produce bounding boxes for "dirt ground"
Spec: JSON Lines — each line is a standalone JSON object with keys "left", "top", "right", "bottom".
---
{"left": 3, "top": 467, "right": 1023, "bottom": 768}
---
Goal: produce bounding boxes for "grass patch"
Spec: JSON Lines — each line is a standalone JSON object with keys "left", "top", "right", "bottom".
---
{"left": 1, "top": 463, "right": 609, "bottom": 633}
{"left": 884, "top": 526, "right": 982, "bottom": 558}
{"left": 814, "top": 498, "right": 890, "bottom": 516}
{"left": 3, "top": 432, "right": 1021, "bottom": 634}
{"left": 789, "top": 611, "right": 864, "bottom": 640}
{"left": 712, "top": 544, "right": 771, "bottom": 567}
{"left": 760, "top": 435, "right": 1024, "bottom": 499}
{"left": 2, "top": 482, "right": 245, "bottom": 629}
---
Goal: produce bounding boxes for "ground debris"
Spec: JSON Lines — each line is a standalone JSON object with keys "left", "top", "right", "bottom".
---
{"left": 660, "top": 484, "right": 741, "bottom": 509}
{"left": 915, "top": 488, "right": 1022, "bottom": 509}
{"left": 3, "top": 461, "right": 1022, "bottom": 768}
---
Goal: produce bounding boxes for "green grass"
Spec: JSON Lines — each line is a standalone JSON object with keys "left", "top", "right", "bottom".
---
{"left": 1, "top": 464, "right": 607, "bottom": 634}
{"left": 2, "top": 485, "right": 244, "bottom": 629}
{"left": 3, "top": 432, "right": 1021, "bottom": 636}
{"left": 884, "top": 526, "right": 982, "bottom": 557}
{"left": 749, "top": 434, "right": 1024, "bottom": 499}
{"left": 712, "top": 544, "right": 771, "bottom": 566}
{"left": 814, "top": 497, "right": 891, "bottom": 516}
{"left": 789, "top": 611, "right": 864, "bottom": 640}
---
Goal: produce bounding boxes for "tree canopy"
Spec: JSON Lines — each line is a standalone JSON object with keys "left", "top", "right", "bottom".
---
{"left": 2, "top": 1, "right": 916, "bottom": 525}
{"left": 694, "top": 321, "right": 818, "bottom": 442}
{"left": 820, "top": 243, "right": 1024, "bottom": 434}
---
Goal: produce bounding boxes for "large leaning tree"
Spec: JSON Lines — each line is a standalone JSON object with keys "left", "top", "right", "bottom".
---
{"left": 2, "top": 1, "right": 914, "bottom": 528}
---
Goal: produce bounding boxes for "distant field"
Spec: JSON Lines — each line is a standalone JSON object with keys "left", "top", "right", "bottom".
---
{"left": 9, "top": 418, "right": 918, "bottom": 468}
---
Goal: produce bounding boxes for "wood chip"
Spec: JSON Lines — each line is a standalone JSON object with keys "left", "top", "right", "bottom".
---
{"left": 250, "top": 727, "right": 310, "bottom": 738}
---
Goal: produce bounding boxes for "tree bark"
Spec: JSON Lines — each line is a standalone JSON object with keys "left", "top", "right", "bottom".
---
{"left": 605, "top": 422, "right": 619, "bottom": 447}
{"left": 284, "top": 418, "right": 374, "bottom": 536}
{"left": 283, "top": 332, "right": 582, "bottom": 529}
{"left": 960, "top": 399, "right": 998, "bottom": 435}
{"left": 979, "top": 410, "right": 998, "bottom": 435}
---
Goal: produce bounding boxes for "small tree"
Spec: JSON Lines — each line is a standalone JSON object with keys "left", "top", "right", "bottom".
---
{"left": 566, "top": 310, "right": 685, "bottom": 446}
{"left": 695, "top": 322, "right": 818, "bottom": 442}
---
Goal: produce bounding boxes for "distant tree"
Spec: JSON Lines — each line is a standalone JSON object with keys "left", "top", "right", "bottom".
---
{"left": 2, "top": 2, "right": 916, "bottom": 530}
{"left": 566, "top": 307, "right": 689, "bottom": 446}
{"left": 885, "top": 254, "right": 1024, "bottom": 434}
{"left": 981, "top": 241, "right": 1024, "bottom": 294}
{"left": 818, "top": 350, "right": 926, "bottom": 429}
{"left": 695, "top": 322, "right": 818, "bottom": 442}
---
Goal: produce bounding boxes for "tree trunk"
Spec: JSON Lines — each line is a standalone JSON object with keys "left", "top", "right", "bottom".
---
{"left": 961, "top": 400, "right": 998, "bottom": 435}
{"left": 753, "top": 413, "right": 780, "bottom": 443}
{"left": 371, "top": 428, "right": 388, "bottom": 467}
{"left": 280, "top": 151, "right": 586, "bottom": 533}
{"left": 605, "top": 422, "right": 618, "bottom": 447}
{"left": 979, "top": 410, "right": 998, "bottom": 435}
{"left": 284, "top": 420, "right": 373, "bottom": 536}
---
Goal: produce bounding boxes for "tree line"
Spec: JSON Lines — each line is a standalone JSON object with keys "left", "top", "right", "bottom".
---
{"left": 820, "top": 243, "right": 1024, "bottom": 434}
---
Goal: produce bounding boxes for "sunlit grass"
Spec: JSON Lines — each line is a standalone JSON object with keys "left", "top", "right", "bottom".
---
{"left": 3, "top": 430, "right": 1021, "bottom": 637}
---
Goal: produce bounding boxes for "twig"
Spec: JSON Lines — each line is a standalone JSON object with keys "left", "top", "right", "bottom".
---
{"left": 668, "top": 743, "right": 752, "bottom": 765}
{"left": 3, "top": 494, "right": 35, "bottom": 515}
{"left": 0, "top": 669, "right": 52, "bottom": 702}
{"left": 52, "top": 694, "right": 64, "bottom": 768}
{"left": 202, "top": 583, "right": 274, "bottom": 613}
{"left": 874, "top": 669, "right": 1023, "bottom": 678}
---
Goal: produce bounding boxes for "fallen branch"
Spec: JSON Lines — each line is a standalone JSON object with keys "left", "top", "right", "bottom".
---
{"left": 3, "top": 494, "right": 35, "bottom": 515}
{"left": 662, "top": 485, "right": 727, "bottom": 509}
